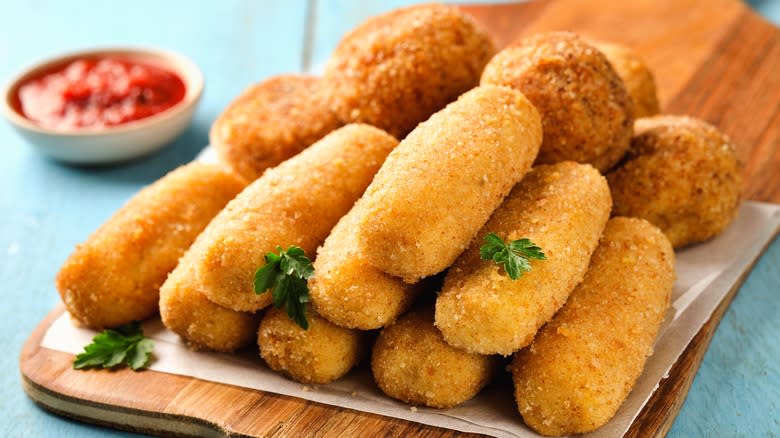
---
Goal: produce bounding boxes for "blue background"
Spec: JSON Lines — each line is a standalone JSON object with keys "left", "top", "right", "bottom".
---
{"left": 0, "top": 1, "right": 777, "bottom": 436}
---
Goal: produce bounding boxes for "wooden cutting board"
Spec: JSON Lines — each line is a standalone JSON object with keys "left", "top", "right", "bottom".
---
{"left": 19, "top": 0, "right": 780, "bottom": 436}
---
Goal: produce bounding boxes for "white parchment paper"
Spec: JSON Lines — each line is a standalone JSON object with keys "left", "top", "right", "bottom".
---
{"left": 41, "top": 201, "right": 780, "bottom": 437}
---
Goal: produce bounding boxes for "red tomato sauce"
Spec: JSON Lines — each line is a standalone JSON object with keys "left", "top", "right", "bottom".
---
{"left": 17, "top": 57, "right": 186, "bottom": 130}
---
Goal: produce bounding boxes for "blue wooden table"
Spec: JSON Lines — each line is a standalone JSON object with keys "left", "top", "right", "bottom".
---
{"left": 1, "top": 1, "right": 777, "bottom": 436}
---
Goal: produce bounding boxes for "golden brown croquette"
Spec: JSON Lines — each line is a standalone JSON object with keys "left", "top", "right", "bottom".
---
{"left": 371, "top": 307, "right": 495, "bottom": 408}
{"left": 159, "top": 260, "right": 259, "bottom": 352}
{"left": 211, "top": 75, "right": 342, "bottom": 181}
{"left": 512, "top": 217, "right": 674, "bottom": 436}
{"left": 481, "top": 31, "right": 633, "bottom": 172}
{"left": 594, "top": 42, "right": 660, "bottom": 118}
{"left": 435, "top": 162, "right": 611, "bottom": 356}
{"left": 56, "top": 163, "right": 247, "bottom": 329}
{"left": 607, "top": 116, "right": 742, "bottom": 248}
{"left": 323, "top": 4, "right": 496, "bottom": 138}
{"left": 187, "top": 124, "right": 398, "bottom": 312}
{"left": 258, "top": 307, "right": 364, "bottom": 384}
{"left": 356, "top": 85, "right": 542, "bottom": 283}
{"left": 310, "top": 200, "right": 421, "bottom": 330}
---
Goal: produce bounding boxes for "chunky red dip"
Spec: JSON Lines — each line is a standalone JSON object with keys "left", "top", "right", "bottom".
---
{"left": 17, "top": 57, "right": 186, "bottom": 130}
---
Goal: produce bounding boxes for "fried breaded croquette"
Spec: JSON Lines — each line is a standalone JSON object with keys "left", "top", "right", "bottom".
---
{"left": 511, "top": 217, "right": 675, "bottom": 436}
{"left": 356, "top": 85, "right": 543, "bottom": 283}
{"left": 594, "top": 42, "right": 660, "bottom": 118}
{"left": 159, "top": 260, "right": 259, "bottom": 352}
{"left": 185, "top": 124, "right": 398, "bottom": 312}
{"left": 323, "top": 4, "right": 496, "bottom": 138}
{"left": 309, "top": 200, "right": 421, "bottom": 330}
{"left": 56, "top": 163, "right": 247, "bottom": 329}
{"left": 481, "top": 31, "right": 633, "bottom": 172}
{"left": 607, "top": 116, "right": 743, "bottom": 248}
{"left": 436, "top": 162, "right": 612, "bottom": 356}
{"left": 211, "top": 75, "right": 342, "bottom": 181}
{"left": 258, "top": 307, "right": 364, "bottom": 384}
{"left": 371, "top": 307, "right": 495, "bottom": 408}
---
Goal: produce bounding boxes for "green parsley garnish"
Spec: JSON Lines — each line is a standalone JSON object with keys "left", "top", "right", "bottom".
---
{"left": 479, "top": 233, "right": 546, "bottom": 280}
{"left": 73, "top": 321, "right": 154, "bottom": 371}
{"left": 254, "top": 245, "right": 314, "bottom": 330}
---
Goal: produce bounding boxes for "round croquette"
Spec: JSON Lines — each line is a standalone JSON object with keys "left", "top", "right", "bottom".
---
{"left": 324, "top": 4, "right": 496, "bottom": 138}
{"left": 607, "top": 115, "right": 742, "bottom": 248}
{"left": 481, "top": 31, "right": 633, "bottom": 172}
{"left": 594, "top": 42, "right": 660, "bottom": 118}
{"left": 211, "top": 75, "right": 342, "bottom": 181}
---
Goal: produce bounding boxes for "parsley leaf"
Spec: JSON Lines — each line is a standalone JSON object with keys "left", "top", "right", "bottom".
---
{"left": 73, "top": 321, "right": 154, "bottom": 371}
{"left": 254, "top": 245, "right": 314, "bottom": 330}
{"left": 479, "top": 233, "right": 546, "bottom": 280}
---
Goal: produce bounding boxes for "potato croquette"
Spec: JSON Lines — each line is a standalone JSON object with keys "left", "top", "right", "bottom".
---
{"left": 159, "top": 260, "right": 259, "bottom": 352}
{"left": 323, "top": 4, "right": 496, "bottom": 138}
{"left": 481, "top": 31, "right": 633, "bottom": 172}
{"left": 594, "top": 42, "right": 660, "bottom": 118}
{"left": 56, "top": 163, "right": 247, "bottom": 329}
{"left": 511, "top": 217, "right": 675, "bottom": 436}
{"left": 436, "top": 162, "right": 612, "bottom": 356}
{"left": 371, "top": 308, "right": 495, "bottom": 408}
{"left": 310, "top": 201, "right": 420, "bottom": 330}
{"left": 357, "top": 85, "right": 543, "bottom": 283}
{"left": 189, "top": 124, "right": 398, "bottom": 312}
{"left": 211, "top": 75, "right": 342, "bottom": 181}
{"left": 607, "top": 116, "right": 743, "bottom": 248}
{"left": 258, "top": 307, "right": 364, "bottom": 384}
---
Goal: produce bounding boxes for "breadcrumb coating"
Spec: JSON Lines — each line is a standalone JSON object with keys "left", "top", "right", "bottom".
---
{"left": 481, "top": 31, "right": 633, "bottom": 172}
{"left": 356, "top": 85, "right": 543, "bottom": 283}
{"left": 56, "top": 163, "right": 246, "bottom": 329}
{"left": 371, "top": 307, "right": 495, "bottom": 408}
{"left": 258, "top": 307, "right": 364, "bottom": 384}
{"left": 435, "top": 162, "right": 611, "bottom": 355}
{"left": 323, "top": 4, "right": 496, "bottom": 138}
{"left": 512, "top": 217, "right": 675, "bottom": 436}
{"left": 159, "top": 259, "right": 259, "bottom": 352}
{"left": 607, "top": 115, "right": 743, "bottom": 248}
{"left": 310, "top": 199, "right": 420, "bottom": 330}
{"left": 211, "top": 75, "right": 342, "bottom": 181}
{"left": 594, "top": 42, "right": 660, "bottom": 118}
{"left": 186, "top": 124, "right": 398, "bottom": 312}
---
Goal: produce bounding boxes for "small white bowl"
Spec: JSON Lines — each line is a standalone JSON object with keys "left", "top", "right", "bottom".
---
{"left": 1, "top": 47, "right": 204, "bottom": 164}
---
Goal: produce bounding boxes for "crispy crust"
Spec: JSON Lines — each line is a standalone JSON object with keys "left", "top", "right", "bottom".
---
{"left": 159, "top": 260, "right": 259, "bottom": 352}
{"left": 435, "top": 162, "right": 612, "bottom": 355}
{"left": 594, "top": 42, "right": 660, "bottom": 118}
{"left": 512, "top": 218, "right": 674, "bottom": 436}
{"left": 481, "top": 32, "right": 634, "bottom": 172}
{"left": 371, "top": 308, "right": 495, "bottom": 408}
{"left": 55, "top": 163, "right": 246, "bottom": 329}
{"left": 258, "top": 307, "right": 364, "bottom": 384}
{"left": 211, "top": 75, "right": 342, "bottom": 181}
{"left": 183, "top": 124, "right": 398, "bottom": 312}
{"left": 356, "top": 85, "right": 542, "bottom": 283}
{"left": 607, "top": 116, "right": 743, "bottom": 248}
{"left": 309, "top": 199, "right": 421, "bottom": 330}
{"left": 323, "top": 4, "right": 496, "bottom": 138}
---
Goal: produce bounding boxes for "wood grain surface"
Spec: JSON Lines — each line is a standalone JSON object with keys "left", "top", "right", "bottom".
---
{"left": 18, "top": 0, "right": 780, "bottom": 437}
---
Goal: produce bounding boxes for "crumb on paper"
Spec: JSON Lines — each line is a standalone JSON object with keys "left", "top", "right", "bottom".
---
{"left": 410, "top": 406, "right": 418, "bottom": 413}
{"left": 301, "top": 385, "right": 310, "bottom": 392}
{"left": 351, "top": 391, "right": 358, "bottom": 397}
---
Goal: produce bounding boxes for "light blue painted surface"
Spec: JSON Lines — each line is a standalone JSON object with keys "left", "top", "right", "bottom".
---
{"left": 0, "top": 1, "right": 777, "bottom": 437}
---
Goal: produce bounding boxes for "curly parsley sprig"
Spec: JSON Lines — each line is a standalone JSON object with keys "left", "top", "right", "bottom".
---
{"left": 479, "top": 233, "right": 546, "bottom": 280}
{"left": 254, "top": 245, "right": 314, "bottom": 330}
{"left": 73, "top": 321, "right": 154, "bottom": 371}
